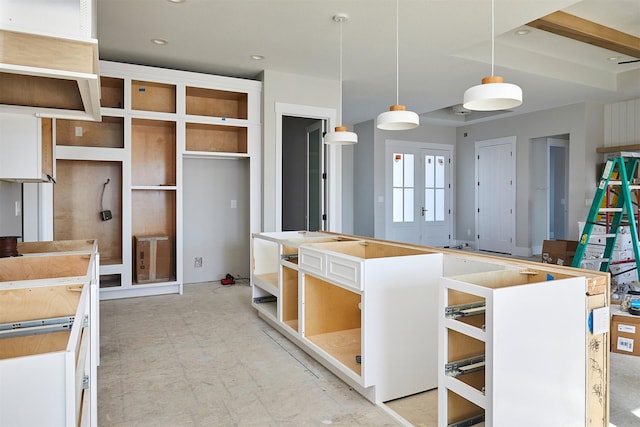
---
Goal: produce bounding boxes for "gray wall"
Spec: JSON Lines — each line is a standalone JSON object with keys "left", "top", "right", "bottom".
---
{"left": 261, "top": 70, "right": 339, "bottom": 231}
{"left": 182, "top": 157, "right": 250, "bottom": 284}
{"left": 0, "top": 181, "right": 22, "bottom": 237}
{"left": 353, "top": 120, "right": 375, "bottom": 237}
{"left": 454, "top": 102, "right": 603, "bottom": 254}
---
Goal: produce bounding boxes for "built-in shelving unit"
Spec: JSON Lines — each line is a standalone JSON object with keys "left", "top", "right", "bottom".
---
{"left": 51, "top": 60, "right": 261, "bottom": 299}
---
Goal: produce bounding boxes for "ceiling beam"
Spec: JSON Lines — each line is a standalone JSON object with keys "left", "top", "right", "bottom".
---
{"left": 528, "top": 11, "right": 640, "bottom": 59}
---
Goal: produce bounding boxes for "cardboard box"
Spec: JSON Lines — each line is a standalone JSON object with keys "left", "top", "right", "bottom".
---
{"left": 611, "top": 311, "right": 640, "bottom": 356}
{"left": 134, "top": 235, "right": 171, "bottom": 283}
{"left": 541, "top": 239, "right": 578, "bottom": 266}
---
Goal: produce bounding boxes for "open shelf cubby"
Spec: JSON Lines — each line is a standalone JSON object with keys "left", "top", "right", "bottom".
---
{"left": 56, "top": 116, "right": 124, "bottom": 148}
{"left": 131, "top": 119, "right": 176, "bottom": 186}
{"left": 185, "top": 123, "right": 247, "bottom": 154}
{"left": 185, "top": 86, "right": 247, "bottom": 119}
{"left": 100, "top": 76, "right": 124, "bottom": 109}
{"left": 53, "top": 159, "right": 123, "bottom": 266}
{"left": 131, "top": 189, "right": 176, "bottom": 284}
{"left": 131, "top": 80, "right": 176, "bottom": 113}
{"left": 304, "top": 274, "right": 361, "bottom": 376}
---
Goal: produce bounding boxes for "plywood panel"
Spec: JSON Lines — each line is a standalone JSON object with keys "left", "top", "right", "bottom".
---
{"left": 185, "top": 123, "right": 247, "bottom": 153}
{"left": 0, "top": 72, "right": 82, "bottom": 110}
{"left": 56, "top": 117, "right": 124, "bottom": 148}
{"left": 17, "top": 239, "right": 96, "bottom": 254}
{"left": 282, "top": 266, "right": 298, "bottom": 327}
{"left": 131, "top": 190, "right": 176, "bottom": 240}
{"left": 131, "top": 119, "right": 176, "bottom": 186}
{"left": 131, "top": 81, "right": 175, "bottom": 113}
{"left": 0, "top": 30, "right": 95, "bottom": 74}
{"left": 100, "top": 77, "right": 124, "bottom": 109}
{"left": 448, "top": 329, "right": 484, "bottom": 363}
{"left": 0, "top": 331, "right": 70, "bottom": 359}
{"left": 0, "top": 255, "right": 89, "bottom": 281}
{"left": 54, "top": 160, "right": 122, "bottom": 264}
{"left": 186, "top": 87, "right": 247, "bottom": 119}
{"left": 0, "top": 284, "right": 81, "bottom": 323}
{"left": 447, "top": 390, "right": 484, "bottom": 425}
{"left": 41, "top": 118, "right": 53, "bottom": 177}
{"left": 304, "top": 275, "right": 360, "bottom": 336}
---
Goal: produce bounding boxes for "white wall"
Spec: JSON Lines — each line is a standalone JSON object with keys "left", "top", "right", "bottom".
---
{"left": 455, "top": 102, "right": 603, "bottom": 254}
{"left": 182, "top": 157, "right": 250, "bottom": 284}
{"left": 261, "top": 70, "right": 339, "bottom": 232}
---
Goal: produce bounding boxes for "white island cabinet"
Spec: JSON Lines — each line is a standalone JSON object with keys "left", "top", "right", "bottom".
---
{"left": 252, "top": 231, "right": 444, "bottom": 403}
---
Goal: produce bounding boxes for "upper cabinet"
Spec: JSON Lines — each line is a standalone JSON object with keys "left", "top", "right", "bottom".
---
{"left": 0, "top": 113, "right": 54, "bottom": 182}
{"left": 0, "top": 0, "right": 101, "bottom": 121}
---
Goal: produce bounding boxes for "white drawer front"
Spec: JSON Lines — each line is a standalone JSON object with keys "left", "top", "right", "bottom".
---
{"left": 299, "top": 248, "right": 325, "bottom": 276}
{"left": 326, "top": 255, "right": 362, "bottom": 291}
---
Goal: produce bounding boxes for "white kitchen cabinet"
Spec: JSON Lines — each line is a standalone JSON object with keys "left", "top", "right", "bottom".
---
{"left": 0, "top": 113, "right": 54, "bottom": 182}
{"left": 438, "top": 268, "right": 609, "bottom": 427}
{"left": 251, "top": 232, "right": 610, "bottom": 425}
{"left": 252, "top": 231, "right": 444, "bottom": 403}
{"left": 0, "top": 243, "right": 99, "bottom": 427}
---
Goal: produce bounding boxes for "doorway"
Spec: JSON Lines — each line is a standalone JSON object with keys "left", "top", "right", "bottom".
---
{"left": 282, "top": 116, "right": 326, "bottom": 231}
{"left": 385, "top": 140, "right": 453, "bottom": 247}
{"left": 476, "top": 136, "right": 516, "bottom": 254}
{"left": 531, "top": 135, "right": 569, "bottom": 254}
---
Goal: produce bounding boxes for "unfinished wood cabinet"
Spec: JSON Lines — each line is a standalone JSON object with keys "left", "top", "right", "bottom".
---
{"left": 0, "top": 1, "right": 100, "bottom": 120}
{"left": 0, "top": 243, "right": 99, "bottom": 427}
{"left": 438, "top": 267, "right": 609, "bottom": 427}
{"left": 251, "top": 232, "right": 611, "bottom": 426}
{"left": 252, "top": 231, "right": 443, "bottom": 404}
{"left": 56, "top": 116, "right": 124, "bottom": 148}
{"left": 0, "top": 113, "right": 54, "bottom": 182}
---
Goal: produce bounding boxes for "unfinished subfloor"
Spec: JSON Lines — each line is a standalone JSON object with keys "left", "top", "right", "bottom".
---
{"left": 98, "top": 282, "right": 640, "bottom": 426}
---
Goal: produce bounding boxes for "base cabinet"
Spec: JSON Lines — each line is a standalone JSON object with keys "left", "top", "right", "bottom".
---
{"left": 0, "top": 241, "right": 99, "bottom": 427}
{"left": 251, "top": 232, "right": 610, "bottom": 425}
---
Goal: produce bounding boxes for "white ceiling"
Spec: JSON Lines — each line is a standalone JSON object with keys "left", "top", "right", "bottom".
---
{"left": 97, "top": 0, "right": 640, "bottom": 127}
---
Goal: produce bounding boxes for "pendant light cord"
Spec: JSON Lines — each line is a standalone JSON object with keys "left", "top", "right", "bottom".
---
{"left": 395, "top": 0, "right": 399, "bottom": 105}
{"left": 339, "top": 16, "right": 343, "bottom": 126}
{"left": 491, "top": 0, "right": 495, "bottom": 76}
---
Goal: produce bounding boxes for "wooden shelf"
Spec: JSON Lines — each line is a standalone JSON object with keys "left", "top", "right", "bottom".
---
{"left": 185, "top": 123, "right": 247, "bottom": 154}
{"left": 54, "top": 160, "right": 122, "bottom": 264}
{"left": 131, "top": 119, "right": 176, "bottom": 186}
{"left": 132, "top": 80, "right": 176, "bottom": 113}
{"left": 186, "top": 86, "right": 247, "bottom": 119}
{"left": 56, "top": 116, "right": 124, "bottom": 148}
{"left": 307, "top": 328, "right": 362, "bottom": 376}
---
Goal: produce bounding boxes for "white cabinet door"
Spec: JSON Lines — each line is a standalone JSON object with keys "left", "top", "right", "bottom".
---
{"left": 0, "top": 113, "right": 42, "bottom": 181}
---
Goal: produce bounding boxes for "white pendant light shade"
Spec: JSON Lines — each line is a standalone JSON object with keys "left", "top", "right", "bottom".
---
{"left": 462, "top": 0, "right": 523, "bottom": 112}
{"left": 463, "top": 75, "right": 523, "bottom": 111}
{"left": 376, "top": 0, "right": 419, "bottom": 131}
{"left": 325, "top": 13, "right": 357, "bottom": 145}
{"left": 324, "top": 125, "right": 358, "bottom": 145}
{"left": 377, "top": 104, "right": 419, "bottom": 130}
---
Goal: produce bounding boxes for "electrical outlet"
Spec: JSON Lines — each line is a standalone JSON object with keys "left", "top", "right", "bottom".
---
{"left": 194, "top": 257, "right": 203, "bottom": 268}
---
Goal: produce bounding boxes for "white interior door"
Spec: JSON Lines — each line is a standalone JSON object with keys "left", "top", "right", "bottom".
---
{"left": 476, "top": 137, "right": 515, "bottom": 254}
{"left": 386, "top": 141, "right": 452, "bottom": 247}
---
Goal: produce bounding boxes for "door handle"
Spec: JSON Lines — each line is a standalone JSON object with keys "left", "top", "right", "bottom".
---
{"left": 421, "top": 207, "right": 428, "bottom": 216}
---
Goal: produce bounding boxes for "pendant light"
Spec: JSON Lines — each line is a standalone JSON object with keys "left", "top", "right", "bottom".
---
{"left": 376, "top": 0, "right": 419, "bottom": 131}
{"left": 324, "top": 14, "right": 358, "bottom": 145}
{"left": 463, "top": 0, "right": 522, "bottom": 111}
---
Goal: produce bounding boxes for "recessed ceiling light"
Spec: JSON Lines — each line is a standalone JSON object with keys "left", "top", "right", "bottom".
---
{"left": 608, "top": 56, "right": 621, "bottom": 61}
{"left": 250, "top": 55, "right": 264, "bottom": 60}
{"left": 151, "top": 38, "right": 168, "bottom": 45}
{"left": 168, "top": 0, "right": 185, "bottom": 3}
{"left": 515, "top": 29, "right": 530, "bottom": 35}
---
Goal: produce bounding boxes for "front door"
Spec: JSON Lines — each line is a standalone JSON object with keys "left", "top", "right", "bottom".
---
{"left": 386, "top": 141, "right": 452, "bottom": 247}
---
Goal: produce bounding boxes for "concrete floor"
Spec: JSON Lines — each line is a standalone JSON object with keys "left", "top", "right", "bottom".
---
{"left": 98, "top": 282, "right": 640, "bottom": 426}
